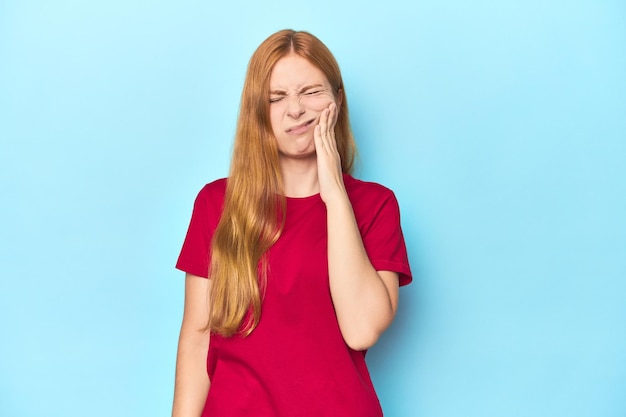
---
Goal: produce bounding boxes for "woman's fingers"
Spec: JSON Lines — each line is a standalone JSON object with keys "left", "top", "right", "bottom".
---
{"left": 318, "top": 104, "right": 338, "bottom": 151}
{"left": 315, "top": 103, "right": 344, "bottom": 203}
{"left": 314, "top": 124, "right": 323, "bottom": 150}
{"left": 319, "top": 108, "right": 329, "bottom": 139}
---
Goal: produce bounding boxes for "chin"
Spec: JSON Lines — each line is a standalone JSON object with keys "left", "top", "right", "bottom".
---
{"left": 278, "top": 139, "right": 316, "bottom": 158}
{"left": 279, "top": 146, "right": 316, "bottom": 160}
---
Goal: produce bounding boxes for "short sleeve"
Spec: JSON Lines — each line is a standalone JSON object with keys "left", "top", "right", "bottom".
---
{"left": 357, "top": 187, "right": 412, "bottom": 286}
{"left": 363, "top": 192, "right": 412, "bottom": 286}
{"left": 175, "top": 180, "right": 226, "bottom": 278}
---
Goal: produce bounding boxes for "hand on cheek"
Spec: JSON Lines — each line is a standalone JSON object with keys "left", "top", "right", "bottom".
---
{"left": 314, "top": 103, "right": 345, "bottom": 204}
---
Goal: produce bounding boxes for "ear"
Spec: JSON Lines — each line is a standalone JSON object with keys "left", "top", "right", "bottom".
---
{"left": 336, "top": 88, "right": 344, "bottom": 110}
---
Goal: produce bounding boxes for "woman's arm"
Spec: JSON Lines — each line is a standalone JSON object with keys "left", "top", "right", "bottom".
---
{"left": 314, "top": 104, "right": 400, "bottom": 351}
{"left": 325, "top": 193, "right": 399, "bottom": 351}
{"left": 172, "top": 274, "right": 211, "bottom": 417}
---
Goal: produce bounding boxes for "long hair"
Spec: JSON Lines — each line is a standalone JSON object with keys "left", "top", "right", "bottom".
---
{"left": 209, "top": 29, "right": 356, "bottom": 337}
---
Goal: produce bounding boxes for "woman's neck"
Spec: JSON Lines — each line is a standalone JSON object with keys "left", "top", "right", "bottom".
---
{"left": 279, "top": 156, "right": 320, "bottom": 198}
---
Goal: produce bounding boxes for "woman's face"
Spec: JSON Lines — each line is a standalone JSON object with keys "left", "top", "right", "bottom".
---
{"left": 268, "top": 54, "right": 339, "bottom": 160}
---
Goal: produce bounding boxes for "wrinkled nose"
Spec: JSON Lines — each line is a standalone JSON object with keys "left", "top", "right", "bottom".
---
{"left": 286, "top": 95, "right": 305, "bottom": 119}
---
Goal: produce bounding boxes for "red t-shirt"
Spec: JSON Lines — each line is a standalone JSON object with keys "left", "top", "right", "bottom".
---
{"left": 176, "top": 174, "right": 412, "bottom": 417}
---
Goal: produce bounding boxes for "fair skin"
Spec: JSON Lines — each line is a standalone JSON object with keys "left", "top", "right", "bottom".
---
{"left": 172, "top": 274, "right": 211, "bottom": 416}
{"left": 173, "top": 53, "right": 399, "bottom": 416}
{"left": 269, "top": 53, "right": 399, "bottom": 350}
{"left": 268, "top": 54, "right": 336, "bottom": 197}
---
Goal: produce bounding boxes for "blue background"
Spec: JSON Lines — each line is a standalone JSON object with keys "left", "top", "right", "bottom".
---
{"left": 1, "top": 1, "right": 625, "bottom": 416}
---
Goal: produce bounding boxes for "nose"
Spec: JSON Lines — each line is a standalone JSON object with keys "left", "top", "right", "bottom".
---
{"left": 286, "top": 95, "right": 305, "bottom": 119}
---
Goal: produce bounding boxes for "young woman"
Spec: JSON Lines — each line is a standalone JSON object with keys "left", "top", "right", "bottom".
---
{"left": 173, "top": 29, "right": 412, "bottom": 417}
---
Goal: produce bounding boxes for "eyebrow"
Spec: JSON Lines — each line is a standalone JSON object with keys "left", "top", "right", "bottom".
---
{"left": 269, "top": 83, "right": 325, "bottom": 95}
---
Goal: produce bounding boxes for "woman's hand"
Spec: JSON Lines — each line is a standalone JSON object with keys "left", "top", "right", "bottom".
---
{"left": 314, "top": 103, "right": 345, "bottom": 204}
{"left": 315, "top": 103, "right": 400, "bottom": 350}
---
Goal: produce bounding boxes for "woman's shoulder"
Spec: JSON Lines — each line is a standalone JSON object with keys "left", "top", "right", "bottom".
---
{"left": 197, "top": 178, "right": 227, "bottom": 196}
{"left": 343, "top": 174, "right": 396, "bottom": 201}
{"left": 193, "top": 178, "right": 228, "bottom": 208}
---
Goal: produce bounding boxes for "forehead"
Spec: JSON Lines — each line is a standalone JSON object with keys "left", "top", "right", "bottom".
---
{"left": 269, "top": 54, "right": 330, "bottom": 90}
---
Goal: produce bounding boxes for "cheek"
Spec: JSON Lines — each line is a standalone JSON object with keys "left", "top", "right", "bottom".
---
{"left": 305, "top": 95, "right": 337, "bottom": 111}
{"left": 269, "top": 107, "right": 282, "bottom": 132}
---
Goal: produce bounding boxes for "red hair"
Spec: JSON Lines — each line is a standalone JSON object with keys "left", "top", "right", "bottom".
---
{"left": 209, "top": 30, "right": 356, "bottom": 336}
